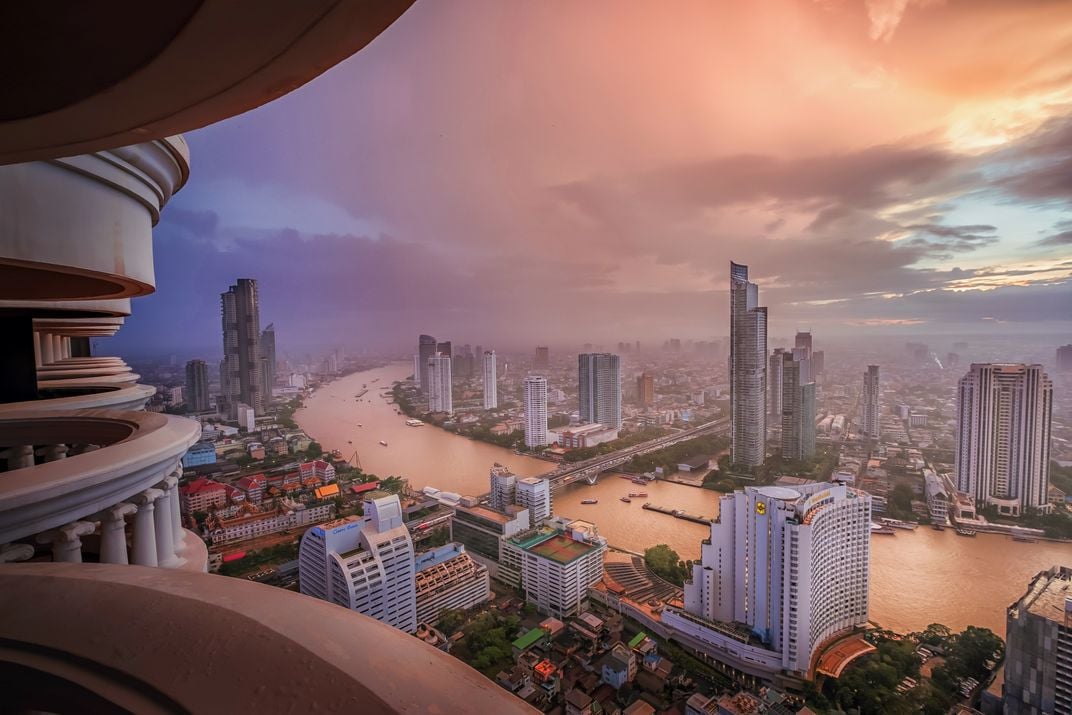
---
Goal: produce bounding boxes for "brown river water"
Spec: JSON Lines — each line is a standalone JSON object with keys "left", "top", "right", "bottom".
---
{"left": 296, "top": 363, "right": 1072, "bottom": 636}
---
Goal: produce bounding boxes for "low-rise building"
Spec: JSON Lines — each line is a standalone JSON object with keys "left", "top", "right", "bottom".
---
{"left": 550, "top": 422, "right": 620, "bottom": 449}
{"left": 179, "top": 477, "right": 228, "bottom": 514}
{"left": 235, "top": 474, "right": 266, "bottom": 503}
{"left": 207, "top": 499, "right": 333, "bottom": 544}
{"left": 181, "top": 442, "right": 218, "bottom": 469}
{"left": 300, "top": 459, "right": 336, "bottom": 483}
{"left": 600, "top": 641, "right": 637, "bottom": 689}
{"left": 923, "top": 469, "right": 949, "bottom": 522}
{"left": 414, "top": 543, "right": 490, "bottom": 626}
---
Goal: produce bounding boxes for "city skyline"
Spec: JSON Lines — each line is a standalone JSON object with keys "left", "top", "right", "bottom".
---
{"left": 103, "top": 0, "right": 1072, "bottom": 354}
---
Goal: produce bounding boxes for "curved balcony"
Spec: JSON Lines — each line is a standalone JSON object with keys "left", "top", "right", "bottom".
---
{"left": 0, "top": 409, "right": 203, "bottom": 571}
{"left": 0, "top": 383, "right": 156, "bottom": 414}
{"left": 0, "top": 2, "right": 416, "bottom": 164}
{"left": 0, "top": 137, "right": 188, "bottom": 300}
{"left": 0, "top": 563, "right": 534, "bottom": 713}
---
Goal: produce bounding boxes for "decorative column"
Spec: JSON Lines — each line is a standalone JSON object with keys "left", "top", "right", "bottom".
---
{"left": 0, "top": 543, "right": 34, "bottom": 562}
{"left": 2, "top": 446, "right": 35, "bottom": 470}
{"left": 97, "top": 503, "right": 138, "bottom": 565}
{"left": 36, "top": 521, "right": 96, "bottom": 563}
{"left": 166, "top": 471, "right": 186, "bottom": 554}
{"left": 39, "top": 331, "right": 54, "bottom": 364}
{"left": 38, "top": 444, "right": 68, "bottom": 462}
{"left": 62, "top": 336, "right": 71, "bottom": 360}
{"left": 131, "top": 488, "right": 163, "bottom": 567}
{"left": 51, "top": 335, "right": 63, "bottom": 363}
{"left": 153, "top": 478, "right": 179, "bottom": 567}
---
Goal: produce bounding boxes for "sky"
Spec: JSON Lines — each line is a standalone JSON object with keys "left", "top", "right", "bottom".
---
{"left": 115, "top": 0, "right": 1072, "bottom": 356}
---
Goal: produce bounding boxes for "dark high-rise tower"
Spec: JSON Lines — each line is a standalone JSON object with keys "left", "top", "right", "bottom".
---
{"left": 794, "top": 331, "right": 812, "bottom": 359}
{"left": 535, "top": 346, "right": 550, "bottom": 369}
{"left": 730, "top": 262, "right": 767, "bottom": 467}
{"left": 418, "top": 334, "right": 437, "bottom": 392}
{"left": 185, "top": 359, "right": 210, "bottom": 413}
{"left": 260, "top": 323, "right": 276, "bottom": 406}
{"left": 781, "top": 352, "right": 815, "bottom": 460}
{"left": 861, "top": 365, "right": 880, "bottom": 437}
{"left": 220, "top": 278, "right": 263, "bottom": 417}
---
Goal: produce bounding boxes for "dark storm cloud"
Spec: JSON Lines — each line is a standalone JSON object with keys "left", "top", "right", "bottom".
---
{"left": 993, "top": 117, "right": 1072, "bottom": 203}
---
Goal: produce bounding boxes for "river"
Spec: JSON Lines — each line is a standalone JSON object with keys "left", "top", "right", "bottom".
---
{"left": 296, "top": 363, "right": 1072, "bottom": 636}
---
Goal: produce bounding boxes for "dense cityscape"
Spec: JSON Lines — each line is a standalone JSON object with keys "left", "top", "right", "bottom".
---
{"left": 2, "top": 3, "right": 1072, "bottom": 714}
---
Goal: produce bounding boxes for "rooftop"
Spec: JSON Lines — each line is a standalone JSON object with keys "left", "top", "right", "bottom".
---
{"left": 525, "top": 533, "right": 598, "bottom": 564}
{"left": 1014, "top": 566, "right": 1072, "bottom": 625}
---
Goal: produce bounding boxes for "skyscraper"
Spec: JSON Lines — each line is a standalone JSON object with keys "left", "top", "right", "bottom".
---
{"left": 768, "top": 348, "right": 785, "bottom": 420}
{"left": 811, "top": 349, "right": 825, "bottom": 377}
{"left": 666, "top": 483, "right": 871, "bottom": 677}
{"left": 516, "top": 477, "right": 553, "bottom": 525}
{"left": 524, "top": 375, "right": 549, "bottom": 448}
{"left": 436, "top": 340, "right": 452, "bottom": 358}
{"left": 1058, "top": 344, "right": 1072, "bottom": 373}
{"left": 418, "top": 334, "right": 436, "bottom": 391}
{"left": 636, "top": 371, "right": 655, "bottom": 407}
{"left": 298, "top": 495, "right": 417, "bottom": 633}
{"left": 955, "top": 363, "right": 1053, "bottom": 517}
{"left": 578, "top": 353, "right": 622, "bottom": 429}
{"left": 861, "top": 365, "right": 880, "bottom": 438}
{"left": 794, "top": 331, "right": 812, "bottom": 358}
{"left": 1004, "top": 566, "right": 1072, "bottom": 713}
{"left": 482, "top": 350, "right": 498, "bottom": 409}
{"left": 185, "top": 359, "right": 210, "bottom": 413}
{"left": 260, "top": 322, "right": 276, "bottom": 406}
{"left": 220, "top": 278, "right": 263, "bottom": 417}
{"left": 427, "top": 353, "right": 453, "bottom": 414}
{"left": 781, "top": 352, "right": 816, "bottom": 460}
{"left": 729, "top": 262, "right": 767, "bottom": 467}
{"left": 534, "top": 346, "right": 550, "bottom": 369}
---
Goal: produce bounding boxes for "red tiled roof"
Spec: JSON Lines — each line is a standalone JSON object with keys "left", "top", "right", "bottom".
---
{"left": 350, "top": 481, "right": 381, "bottom": 494}
{"left": 179, "top": 477, "right": 226, "bottom": 496}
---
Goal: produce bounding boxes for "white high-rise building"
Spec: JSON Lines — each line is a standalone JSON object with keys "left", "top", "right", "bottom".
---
{"left": 578, "top": 353, "right": 621, "bottom": 429}
{"left": 483, "top": 350, "right": 498, "bottom": 409}
{"left": 516, "top": 477, "right": 553, "bottom": 525}
{"left": 427, "top": 353, "right": 453, "bottom": 414}
{"left": 524, "top": 375, "right": 549, "bottom": 448}
{"left": 861, "top": 365, "right": 880, "bottom": 438}
{"left": 298, "top": 495, "right": 417, "bottom": 633}
{"left": 665, "top": 483, "right": 870, "bottom": 678}
{"left": 729, "top": 262, "right": 767, "bottom": 467}
{"left": 489, "top": 464, "right": 517, "bottom": 512}
{"left": 413, "top": 353, "right": 422, "bottom": 387}
{"left": 955, "top": 363, "right": 1053, "bottom": 517}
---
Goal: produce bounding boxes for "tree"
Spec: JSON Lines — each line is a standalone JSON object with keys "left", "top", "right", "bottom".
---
{"left": 645, "top": 544, "right": 690, "bottom": 586}
{"left": 437, "top": 607, "right": 465, "bottom": 635}
{"left": 306, "top": 441, "right": 323, "bottom": 459}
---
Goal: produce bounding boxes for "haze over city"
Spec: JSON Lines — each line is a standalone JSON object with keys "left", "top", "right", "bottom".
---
{"left": 112, "top": 0, "right": 1072, "bottom": 354}
{"left": 2, "top": 3, "right": 1072, "bottom": 714}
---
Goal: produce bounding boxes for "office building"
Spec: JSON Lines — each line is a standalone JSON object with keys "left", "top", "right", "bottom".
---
{"left": 666, "top": 483, "right": 871, "bottom": 678}
{"left": 535, "top": 346, "right": 550, "bottom": 369}
{"left": 1058, "top": 345, "right": 1072, "bottom": 373}
{"left": 451, "top": 501, "right": 531, "bottom": 561}
{"left": 550, "top": 423, "right": 620, "bottom": 449}
{"left": 437, "top": 340, "right": 452, "bottom": 359}
{"left": 299, "top": 495, "right": 417, "bottom": 633}
{"left": 483, "top": 350, "right": 498, "bottom": 409}
{"left": 812, "top": 350, "right": 825, "bottom": 377}
{"left": 768, "top": 348, "right": 785, "bottom": 420}
{"left": 220, "top": 278, "right": 264, "bottom": 418}
{"left": 260, "top": 322, "right": 276, "bottom": 403}
{"left": 414, "top": 543, "right": 491, "bottom": 626}
{"left": 794, "top": 331, "right": 812, "bottom": 359}
{"left": 861, "top": 365, "right": 880, "bottom": 438}
{"left": 780, "top": 353, "right": 816, "bottom": 461}
{"left": 500, "top": 518, "right": 607, "bottom": 618}
{"left": 955, "top": 363, "right": 1053, "bottom": 517}
{"left": 578, "top": 353, "right": 622, "bottom": 430}
{"left": 413, "top": 353, "right": 422, "bottom": 386}
{"left": 427, "top": 353, "right": 453, "bottom": 414}
{"left": 516, "top": 477, "right": 553, "bottom": 525}
{"left": 637, "top": 371, "right": 655, "bottom": 407}
{"left": 1004, "top": 566, "right": 1072, "bottom": 714}
{"left": 418, "top": 334, "right": 437, "bottom": 392}
{"left": 524, "top": 376, "right": 549, "bottom": 448}
{"left": 185, "top": 359, "right": 210, "bottom": 413}
{"left": 729, "top": 262, "right": 768, "bottom": 467}
{"left": 489, "top": 464, "right": 517, "bottom": 512}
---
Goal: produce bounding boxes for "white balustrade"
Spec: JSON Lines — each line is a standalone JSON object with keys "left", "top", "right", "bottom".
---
{"left": 97, "top": 503, "right": 138, "bottom": 565}
{"left": 36, "top": 521, "right": 96, "bottom": 563}
{"left": 131, "top": 489, "right": 163, "bottom": 567}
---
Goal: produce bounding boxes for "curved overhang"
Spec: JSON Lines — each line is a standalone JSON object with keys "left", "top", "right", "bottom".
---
{"left": 0, "top": 410, "right": 200, "bottom": 543}
{"left": 0, "top": 298, "right": 132, "bottom": 318}
{"left": 0, "top": 1, "right": 416, "bottom": 164}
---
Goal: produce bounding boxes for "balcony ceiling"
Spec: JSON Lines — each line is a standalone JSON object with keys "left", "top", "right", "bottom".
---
{"left": 0, "top": 0, "right": 415, "bottom": 164}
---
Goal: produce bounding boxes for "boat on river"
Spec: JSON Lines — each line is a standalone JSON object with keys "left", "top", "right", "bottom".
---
{"left": 871, "top": 523, "right": 897, "bottom": 535}
{"left": 628, "top": 492, "right": 648, "bottom": 498}
{"left": 406, "top": 419, "right": 425, "bottom": 427}
{"left": 879, "top": 518, "right": 918, "bottom": 531}
{"left": 955, "top": 528, "right": 977, "bottom": 537}
{"left": 379, "top": 440, "right": 388, "bottom": 447}
{"left": 620, "top": 497, "right": 631, "bottom": 503}
{"left": 581, "top": 499, "right": 598, "bottom": 505}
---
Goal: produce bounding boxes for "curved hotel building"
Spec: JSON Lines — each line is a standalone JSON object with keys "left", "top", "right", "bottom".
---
{"left": 663, "top": 483, "right": 871, "bottom": 683}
